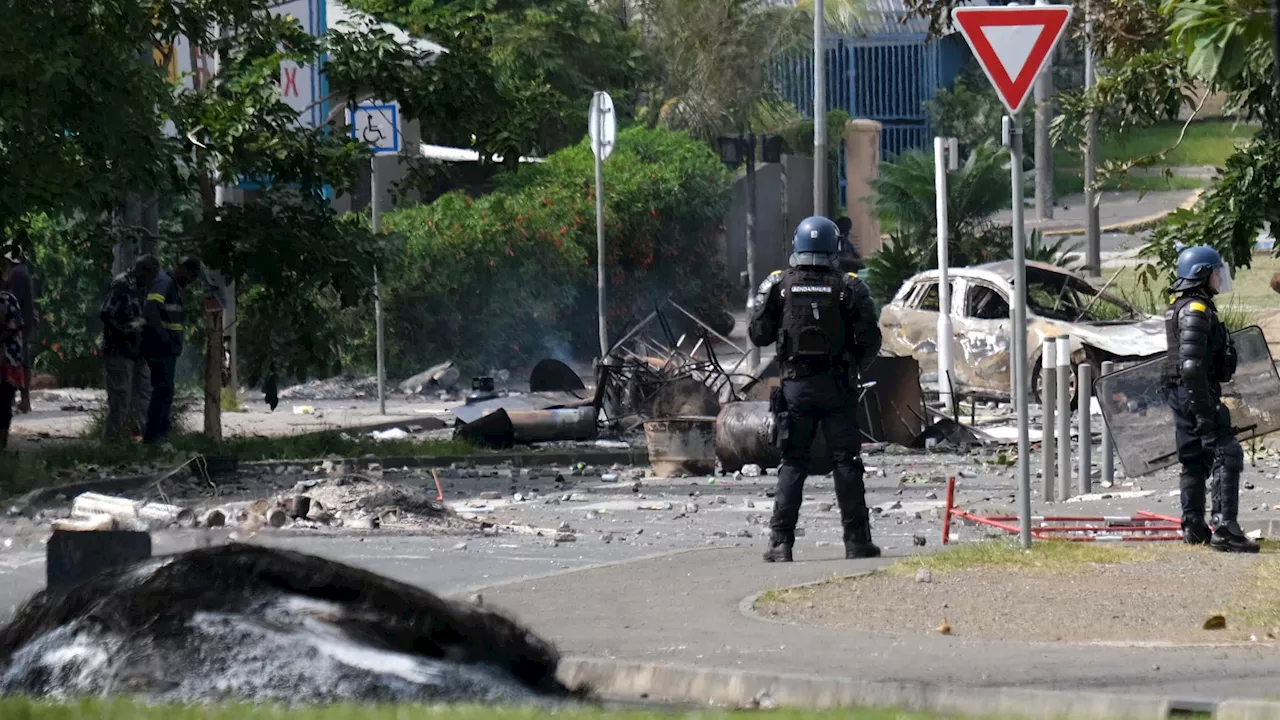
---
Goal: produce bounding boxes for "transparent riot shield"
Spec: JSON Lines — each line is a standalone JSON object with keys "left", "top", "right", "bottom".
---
{"left": 1093, "top": 326, "right": 1280, "bottom": 477}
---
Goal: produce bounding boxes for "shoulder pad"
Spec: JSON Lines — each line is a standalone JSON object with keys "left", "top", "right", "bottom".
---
{"left": 756, "top": 272, "right": 782, "bottom": 295}
{"left": 1187, "top": 301, "right": 1208, "bottom": 313}
{"left": 847, "top": 272, "right": 859, "bottom": 278}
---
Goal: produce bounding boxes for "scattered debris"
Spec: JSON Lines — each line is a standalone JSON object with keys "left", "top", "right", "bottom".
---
{"left": 71, "top": 493, "right": 193, "bottom": 530}
{"left": 1203, "top": 615, "right": 1227, "bottom": 631}
{"left": 400, "top": 361, "right": 461, "bottom": 395}
{"left": 915, "top": 568, "right": 932, "bottom": 584}
{"left": 279, "top": 374, "right": 381, "bottom": 401}
{"left": 645, "top": 417, "right": 716, "bottom": 477}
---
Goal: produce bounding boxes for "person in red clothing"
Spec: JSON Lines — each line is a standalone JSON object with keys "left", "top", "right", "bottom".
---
{"left": 0, "top": 249, "right": 26, "bottom": 449}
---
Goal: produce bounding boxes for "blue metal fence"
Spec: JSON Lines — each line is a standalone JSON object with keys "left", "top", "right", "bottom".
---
{"left": 773, "top": 25, "right": 958, "bottom": 203}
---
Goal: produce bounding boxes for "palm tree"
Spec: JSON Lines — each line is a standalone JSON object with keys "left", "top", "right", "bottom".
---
{"left": 619, "top": 0, "right": 867, "bottom": 140}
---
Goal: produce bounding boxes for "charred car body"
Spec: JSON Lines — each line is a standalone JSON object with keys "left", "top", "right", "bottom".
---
{"left": 879, "top": 261, "right": 1166, "bottom": 402}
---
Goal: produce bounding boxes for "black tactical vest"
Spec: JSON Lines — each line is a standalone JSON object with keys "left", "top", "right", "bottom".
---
{"left": 778, "top": 267, "right": 846, "bottom": 366}
{"left": 1162, "top": 292, "right": 1233, "bottom": 386}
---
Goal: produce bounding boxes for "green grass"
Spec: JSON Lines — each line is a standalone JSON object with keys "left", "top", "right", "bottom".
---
{"left": 1098, "top": 121, "right": 1258, "bottom": 167}
{"left": 1056, "top": 120, "right": 1258, "bottom": 170}
{"left": 0, "top": 701, "right": 958, "bottom": 720}
{"left": 885, "top": 540, "right": 1144, "bottom": 577}
{"left": 1052, "top": 170, "right": 1205, "bottom": 198}
{"left": 0, "top": 432, "right": 479, "bottom": 498}
{"left": 1108, "top": 253, "right": 1280, "bottom": 317}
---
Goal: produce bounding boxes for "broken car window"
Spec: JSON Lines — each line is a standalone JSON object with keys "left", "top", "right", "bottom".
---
{"left": 966, "top": 285, "right": 1009, "bottom": 320}
{"left": 1022, "top": 268, "right": 1140, "bottom": 323}
{"left": 915, "top": 282, "right": 953, "bottom": 312}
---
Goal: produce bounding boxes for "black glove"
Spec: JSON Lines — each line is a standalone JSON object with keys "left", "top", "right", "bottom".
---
{"left": 1195, "top": 413, "right": 1218, "bottom": 447}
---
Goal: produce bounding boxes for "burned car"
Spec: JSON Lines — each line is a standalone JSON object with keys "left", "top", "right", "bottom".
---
{"left": 879, "top": 261, "right": 1166, "bottom": 402}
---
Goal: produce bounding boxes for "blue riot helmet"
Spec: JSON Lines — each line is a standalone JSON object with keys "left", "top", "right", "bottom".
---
{"left": 791, "top": 216, "right": 840, "bottom": 267}
{"left": 1171, "top": 245, "right": 1233, "bottom": 294}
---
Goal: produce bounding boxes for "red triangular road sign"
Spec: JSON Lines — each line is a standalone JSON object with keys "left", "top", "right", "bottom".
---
{"left": 951, "top": 5, "right": 1073, "bottom": 115}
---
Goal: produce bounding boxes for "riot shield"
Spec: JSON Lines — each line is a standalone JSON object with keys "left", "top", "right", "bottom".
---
{"left": 1093, "top": 326, "right": 1280, "bottom": 477}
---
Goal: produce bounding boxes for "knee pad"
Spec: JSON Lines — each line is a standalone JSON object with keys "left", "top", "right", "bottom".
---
{"left": 1179, "top": 471, "right": 1206, "bottom": 491}
{"left": 1220, "top": 441, "right": 1244, "bottom": 473}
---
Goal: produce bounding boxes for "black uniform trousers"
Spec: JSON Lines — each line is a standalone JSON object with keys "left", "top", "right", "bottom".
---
{"left": 1169, "top": 385, "right": 1242, "bottom": 521}
{"left": 769, "top": 370, "right": 870, "bottom": 543}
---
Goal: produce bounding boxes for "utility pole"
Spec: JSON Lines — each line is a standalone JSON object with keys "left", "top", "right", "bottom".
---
{"left": 1033, "top": 40, "right": 1055, "bottom": 221}
{"left": 372, "top": 159, "right": 386, "bottom": 416}
{"left": 1083, "top": 0, "right": 1101, "bottom": 276}
{"left": 745, "top": 134, "right": 759, "bottom": 373}
{"left": 813, "top": 0, "right": 827, "bottom": 217}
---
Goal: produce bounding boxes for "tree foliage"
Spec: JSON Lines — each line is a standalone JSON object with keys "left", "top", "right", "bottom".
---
{"left": 377, "top": 127, "right": 733, "bottom": 375}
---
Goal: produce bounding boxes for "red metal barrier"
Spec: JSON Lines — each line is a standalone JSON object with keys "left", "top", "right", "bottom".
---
{"left": 941, "top": 478, "right": 1183, "bottom": 544}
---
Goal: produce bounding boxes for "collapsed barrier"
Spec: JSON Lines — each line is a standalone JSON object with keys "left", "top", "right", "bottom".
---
{"left": 940, "top": 477, "right": 1183, "bottom": 544}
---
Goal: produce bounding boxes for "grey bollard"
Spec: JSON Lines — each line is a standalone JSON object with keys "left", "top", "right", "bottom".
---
{"left": 1056, "top": 336, "right": 1072, "bottom": 501}
{"left": 1100, "top": 360, "right": 1115, "bottom": 486}
{"left": 1078, "top": 363, "right": 1093, "bottom": 495}
{"left": 1041, "top": 338, "right": 1057, "bottom": 502}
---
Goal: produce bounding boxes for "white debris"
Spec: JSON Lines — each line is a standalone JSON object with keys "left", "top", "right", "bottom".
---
{"left": 369, "top": 428, "right": 411, "bottom": 441}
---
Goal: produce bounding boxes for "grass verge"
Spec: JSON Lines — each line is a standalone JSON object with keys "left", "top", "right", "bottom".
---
{"left": 886, "top": 540, "right": 1145, "bottom": 577}
{"left": 0, "top": 432, "right": 479, "bottom": 499}
{"left": 0, "top": 701, "right": 956, "bottom": 720}
{"left": 1108, "top": 252, "right": 1278, "bottom": 318}
{"left": 1052, "top": 171, "right": 1204, "bottom": 199}
{"left": 1057, "top": 120, "right": 1258, "bottom": 170}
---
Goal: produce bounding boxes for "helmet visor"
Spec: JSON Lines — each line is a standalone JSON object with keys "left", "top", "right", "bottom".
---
{"left": 1210, "top": 264, "right": 1234, "bottom": 295}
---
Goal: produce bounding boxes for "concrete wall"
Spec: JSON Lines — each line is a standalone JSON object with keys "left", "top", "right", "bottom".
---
{"left": 844, "top": 119, "right": 883, "bottom": 258}
{"left": 722, "top": 155, "right": 815, "bottom": 303}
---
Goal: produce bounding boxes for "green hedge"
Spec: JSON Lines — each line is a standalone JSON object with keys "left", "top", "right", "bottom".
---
{"left": 380, "top": 127, "right": 733, "bottom": 376}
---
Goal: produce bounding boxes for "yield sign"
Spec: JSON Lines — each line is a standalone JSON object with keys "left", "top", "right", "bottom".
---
{"left": 952, "top": 5, "right": 1073, "bottom": 115}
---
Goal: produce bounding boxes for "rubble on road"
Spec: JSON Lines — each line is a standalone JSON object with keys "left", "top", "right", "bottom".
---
{"left": 279, "top": 374, "right": 380, "bottom": 401}
{"left": 285, "top": 473, "right": 476, "bottom": 533}
{"left": 0, "top": 544, "right": 576, "bottom": 704}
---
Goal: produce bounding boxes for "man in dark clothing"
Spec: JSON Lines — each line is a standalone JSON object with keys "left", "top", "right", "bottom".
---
{"left": 834, "top": 216, "right": 863, "bottom": 274}
{"left": 100, "top": 257, "right": 153, "bottom": 441}
{"left": 141, "top": 256, "right": 201, "bottom": 445}
{"left": 1163, "top": 246, "right": 1258, "bottom": 553}
{"left": 749, "top": 216, "right": 883, "bottom": 563}
{"left": 1, "top": 244, "right": 36, "bottom": 414}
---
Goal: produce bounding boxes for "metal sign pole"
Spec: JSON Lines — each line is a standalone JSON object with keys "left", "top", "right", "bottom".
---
{"left": 1006, "top": 114, "right": 1032, "bottom": 548}
{"left": 371, "top": 157, "right": 386, "bottom": 416}
{"left": 594, "top": 114, "right": 608, "bottom": 360}
{"left": 934, "top": 137, "right": 954, "bottom": 411}
{"left": 813, "top": 0, "right": 827, "bottom": 216}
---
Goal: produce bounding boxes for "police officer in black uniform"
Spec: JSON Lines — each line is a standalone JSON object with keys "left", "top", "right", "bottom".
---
{"left": 749, "top": 216, "right": 882, "bottom": 563}
{"left": 1164, "top": 245, "right": 1258, "bottom": 553}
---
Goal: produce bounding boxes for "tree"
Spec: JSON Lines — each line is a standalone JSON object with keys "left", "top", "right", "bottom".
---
{"left": 0, "top": 0, "right": 515, "bottom": 441}
{"left": 340, "top": 0, "right": 646, "bottom": 159}
{"left": 622, "top": 0, "right": 866, "bottom": 141}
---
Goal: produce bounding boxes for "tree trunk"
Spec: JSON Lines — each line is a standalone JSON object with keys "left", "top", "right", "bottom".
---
{"left": 205, "top": 307, "right": 223, "bottom": 443}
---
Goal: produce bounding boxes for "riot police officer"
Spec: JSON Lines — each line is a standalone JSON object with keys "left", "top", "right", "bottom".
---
{"left": 748, "top": 216, "right": 882, "bottom": 563}
{"left": 1164, "top": 246, "right": 1257, "bottom": 553}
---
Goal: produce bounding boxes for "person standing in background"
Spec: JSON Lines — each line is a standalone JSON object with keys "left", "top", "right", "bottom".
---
{"left": 0, "top": 242, "right": 35, "bottom": 414}
{"left": 0, "top": 252, "right": 26, "bottom": 449}
{"left": 141, "top": 256, "right": 201, "bottom": 446}
{"left": 100, "top": 257, "right": 152, "bottom": 441}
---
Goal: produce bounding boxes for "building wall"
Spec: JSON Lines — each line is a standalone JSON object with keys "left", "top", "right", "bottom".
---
{"left": 722, "top": 155, "right": 816, "bottom": 304}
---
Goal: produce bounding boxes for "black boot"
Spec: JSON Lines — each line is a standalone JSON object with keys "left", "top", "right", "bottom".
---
{"left": 1180, "top": 473, "right": 1209, "bottom": 545}
{"left": 1181, "top": 515, "right": 1211, "bottom": 545}
{"left": 1209, "top": 445, "right": 1257, "bottom": 553}
{"left": 1210, "top": 517, "right": 1260, "bottom": 553}
{"left": 763, "top": 532, "right": 793, "bottom": 563}
{"left": 842, "top": 513, "right": 880, "bottom": 559}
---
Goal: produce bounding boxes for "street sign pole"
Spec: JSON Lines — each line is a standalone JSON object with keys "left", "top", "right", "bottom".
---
{"left": 813, "top": 0, "right": 827, "bottom": 216}
{"left": 934, "top": 137, "right": 954, "bottom": 413}
{"left": 589, "top": 92, "right": 617, "bottom": 360}
{"left": 594, "top": 128, "right": 607, "bottom": 359}
{"left": 952, "top": 3, "right": 1073, "bottom": 549}
{"left": 372, "top": 157, "right": 385, "bottom": 417}
{"left": 348, "top": 101, "right": 401, "bottom": 417}
{"left": 1007, "top": 114, "right": 1032, "bottom": 548}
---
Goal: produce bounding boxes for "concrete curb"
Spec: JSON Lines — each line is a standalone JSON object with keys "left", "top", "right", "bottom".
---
{"left": 14, "top": 448, "right": 646, "bottom": 507}
{"left": 1041, "top": 188, "right": 1205, "bottom": 237}
{"left": 1218, "top": 700, "right": 1280, "bottom": 720}
{"left": 557, "top": 658, "right": 1207, "bottom": 719}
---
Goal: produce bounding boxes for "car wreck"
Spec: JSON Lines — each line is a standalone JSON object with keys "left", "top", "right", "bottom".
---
{"left": 879, "top": 261, "right": 1167, "bottom": 402}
